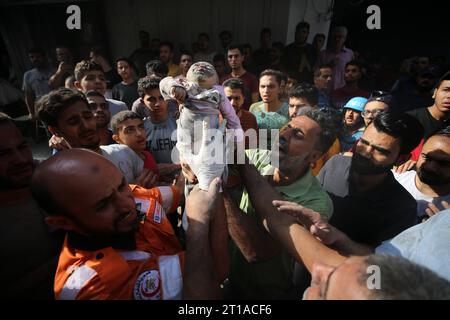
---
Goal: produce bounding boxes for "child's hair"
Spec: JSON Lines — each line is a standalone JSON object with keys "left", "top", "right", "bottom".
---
{"left": 110, "top": 110, "right": 143, "bottom": 134}
{"left": 186, "top": 62, "right": 218, "bottom": 86}
{"left": 74, "top": 60, "right": 103, "bottom": 81}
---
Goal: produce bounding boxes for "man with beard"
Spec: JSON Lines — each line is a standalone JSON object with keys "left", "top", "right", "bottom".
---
{"left": 37, "top": 88, "right": 150, "bottom": 187}
{"left": 394, "top": 127, "right": 450, "bottom": 220}
{"left": 22, "top": 48, "right": 54, "bottom": 119}
{"left": 394, "top": 66, "right": 438, "bottom": 112}
{"left": 30, "top": 149, "right": 223, "bottom": 299}
{"left": 331, "top": 61, "right": 369, "bottom": 110}
{"left": 85, "top": 90, "right": 115, "bottom": 145}
{"left": 0, "top": 113, "right": 63, "bottom": 299}
{"left": 224, "top": 107, "right": 337, "bottom": 299}
{"left": 317, "top": 110, "right": 423, "bottom": 248}
{"left": 339, "top": 97, "right": 367, "bottom": 152}
{"left": 407, "top": 71, "right": 450, "bottom": 139}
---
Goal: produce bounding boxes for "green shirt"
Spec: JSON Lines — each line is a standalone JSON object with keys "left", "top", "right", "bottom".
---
{"left": 229, "top": 149, "right": 333, "bottom": 299}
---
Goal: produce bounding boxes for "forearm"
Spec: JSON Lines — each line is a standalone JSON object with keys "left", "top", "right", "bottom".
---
{"left": 49, "top": 72, "right": 65, "bottom": 89}
{"left": 209, "top": 194, "right": 230, "bottom": 283}
{"left": 183, "top": 221, "right": 221, "bottom": 300}
{"left": 224, "top": 192, "right": 280, "bottom": 263}
{"left": 332, "top": 230, "right": 375, "bottom": 256}
{"left": 237, "top": 163, "right": 347, "bottom": 270}
{"left": 25, "top": 92, "right": 35, "bottom": 116}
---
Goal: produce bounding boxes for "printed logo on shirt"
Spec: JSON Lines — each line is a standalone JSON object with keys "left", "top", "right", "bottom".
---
{"left": 133, "top": 270, "right": 161, "bottom": 300}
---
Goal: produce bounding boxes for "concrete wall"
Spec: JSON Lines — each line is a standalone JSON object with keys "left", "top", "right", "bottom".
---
{"left": 103, "top": 0, "right": 332, "bottom": 60}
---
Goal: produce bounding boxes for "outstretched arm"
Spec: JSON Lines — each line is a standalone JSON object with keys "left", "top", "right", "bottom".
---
{"left": 237, "top": 162, "right": 348, "bottom": 271}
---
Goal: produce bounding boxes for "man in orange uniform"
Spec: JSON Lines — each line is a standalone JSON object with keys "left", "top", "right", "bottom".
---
{"left": 31, "top": 148, "right": 224, "bottom": 300}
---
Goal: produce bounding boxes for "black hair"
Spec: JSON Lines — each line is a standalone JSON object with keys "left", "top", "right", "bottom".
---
{"left": 223, "top": 78, "right": 245, "bottom": 94}
{"left": 110, "top": 110, "right": 143, "bottom": 134}
{"left": 145, "top": 60, "right": 168, "bottom": 77}
{"left": 226, "top": 44, "right": 244, "bottom": 56}
{"left": 372, "top": 110, "right": 424, "bottom": 155}
{"left": 288, "top": 83, "right": 319, "bottom": 107}
{"left": 137, "top": 76, "right": 161, "bottom": 97}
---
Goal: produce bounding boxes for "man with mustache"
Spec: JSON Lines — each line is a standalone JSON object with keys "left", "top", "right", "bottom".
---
{"left": 224, "top": 107, "right": 337, "bottom": 299}
{"left": 30, "top": 149, "right": 223, "bottom": 299}
{"left": 317, "top": 110, "right": 423, "bottom": 250}
{"left": 85, "top": 90, "right": 115, "bottom": 146}
{"left": 394, "top": 127, "right": 450, "bottom": 220}
{"left": 37, "top": 88, "right": 152, "bottom": 187}
{"left": 0, "top": 113, "right": 63, "bottom": 299}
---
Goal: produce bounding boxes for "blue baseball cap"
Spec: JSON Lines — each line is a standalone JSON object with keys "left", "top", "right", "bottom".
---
{"left": 343, "top": 97, "right": 368, "bottom": 113}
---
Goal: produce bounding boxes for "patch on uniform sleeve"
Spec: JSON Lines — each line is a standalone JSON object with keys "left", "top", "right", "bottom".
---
{"left": 133, "top": 270, "right": 161, "bottom": 300}
{"left": 153, "top": 202, "right": 164, "bottom": 224}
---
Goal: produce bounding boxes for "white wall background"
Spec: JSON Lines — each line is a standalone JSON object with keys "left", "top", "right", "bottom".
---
{"left": 103, "top": 0, "right": 333, "bottom": 60}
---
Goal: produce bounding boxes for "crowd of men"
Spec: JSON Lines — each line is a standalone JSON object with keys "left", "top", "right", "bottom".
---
{"left": 1, "top": 21, "right": 450, "bottom": 300}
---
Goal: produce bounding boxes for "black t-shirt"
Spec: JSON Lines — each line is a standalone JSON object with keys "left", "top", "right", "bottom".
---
{"left": 112, "top": 81, "right": 139, "bottom": 110}
{"left": 317, "top": 155, "right": 417, "bottom": 246}
{"left": 407, "top": 107, "right": 450, "bottom": 140}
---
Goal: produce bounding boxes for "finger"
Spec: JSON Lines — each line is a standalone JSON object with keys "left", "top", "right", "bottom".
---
{"left": 208, "top": 177, "right": 222, "bottom": 196}
{"left": 427, "top": 202, "right": 440, "bottom": 214}
{"left": 425, "top": 208, "right": 435, "bottom": 217}
{"left": 272, "top": 200, "right": 299, "bottom": 208}
{"left": 442, "top": 201, "right": 450, "bottom": 209}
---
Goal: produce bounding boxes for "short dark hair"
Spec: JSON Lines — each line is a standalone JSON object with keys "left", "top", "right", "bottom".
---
{"left": 259, "top": 69, "right": 284, "bottom": 86}
{"left": 145, "top": 60, "right": 168, "bottom": 77}
{"left": 74, "top": 60, "right": 103, "bottom": 81}
{"left": 294, "top": 106, "right": 338, "bottom": 153}
{"left": 85, "top": 90, "right": 106, "bottom": 100}
{"left": 226, "top": 44, "right": 244, "bottom": 55}
{"left": 137, "top": 76, "right": 161, "bottom": 97}
{"left": 115, "top": 57, "right": 137, "bottom": 73}
{"left": 345, "top": 60, "right": 363, "bottom": 72}
{"left": 314, "top": 64, "right": 333, "bottom": 78}
{"left": 242, "top": 43, "right": 252, "bottom": 51}
{"left": 159, "top": 41, "right": 174, "bottom": 52}
{"left": 260, "top": 28, "right": 271, "bottom": 37}
{"left": 371, "top": 110, "right": 424, "bottom": 155}
{"left": 223, "top": 78, "right": 245, "bottom": 94}
{"left": 198, "top": 33, "right": 210, "bottom": 41}
{"left": 436, "top": 71, "right": 450, "bottom": 89}
{"left": 219, "top": 30, "right": 231, "bottom": 38}
{"left": 288, "top": 83, "right": 319, "bottom": 107}
{"left": 37, "top": 88, "right": 88, "bottom": 127}
{"left": 90, "top": 46, "right": 109, "bottom": 59}
{"left": 110, "top": 110, "right": 143, "bottom": 134}
{"left": 361, "top": 255, "right": 450, "bottom": 300}
{"left": 180, "top": 50, "right": 193, "bottom": 59}
{"left": 296, "top": 21, "right": 310, "bottom": 32}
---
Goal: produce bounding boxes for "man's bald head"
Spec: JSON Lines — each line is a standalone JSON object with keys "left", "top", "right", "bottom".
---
{"left": 31, "top": 149, "right": 118, "bottom": 216}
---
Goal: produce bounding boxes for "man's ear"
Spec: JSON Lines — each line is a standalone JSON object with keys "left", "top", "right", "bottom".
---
{"left": 45, "top": 215, "right": 77, "bottom": 232}
{"left": 432, "top": 88, "right": 437, "bottom": 99}
{"left": 74, "top": 80, "right": 82, "bottom": 91}
{"left": 112, "top": 134, "right": 122, "bottom": 144}
{"left": 394, "top": 154, "right": 411, "bottom": 167}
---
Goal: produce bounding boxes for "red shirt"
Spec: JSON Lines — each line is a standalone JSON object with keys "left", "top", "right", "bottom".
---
{"left": 142, "top": 150, "right": 159, "bottom": 174}
{"left": 222, "top": 71, "right": 259, "bottom": 110}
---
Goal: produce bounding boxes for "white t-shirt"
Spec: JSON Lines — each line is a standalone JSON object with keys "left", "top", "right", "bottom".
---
{"left": 394, "top": 170, "right": 450, "bottom": 218}
{"left": 100, "top": 144, "right": 143, "bottom": 184}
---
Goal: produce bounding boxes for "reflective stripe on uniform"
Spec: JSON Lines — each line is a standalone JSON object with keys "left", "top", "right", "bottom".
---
{"left": 59, "top": 264, "right": 97, "bottom": 300}
{"left": 157, "top": 186, "right": 173, "bottom": 213}
{"left": 118, "top": 250, "right": 152, "bottom": 261}
{"left": 158, "top": 255, "right": 182, "bottom": 300}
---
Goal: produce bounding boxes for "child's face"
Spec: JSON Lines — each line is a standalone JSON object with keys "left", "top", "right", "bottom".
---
{"left": 198, "top": 76, "right": 216, "bottom": 90}
{"left": 76, "top": 70, "right": 107, "bottom": 95}
{"left": 114, "top": 118, "right": 147, "bottom": 153}
{"left": 117, "top": 60, "right": 134, "bottom": 80}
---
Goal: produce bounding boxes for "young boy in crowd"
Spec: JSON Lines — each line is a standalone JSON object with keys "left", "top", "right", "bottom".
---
{"left": 111, "top": 110, "right": 159, "bottom": 175}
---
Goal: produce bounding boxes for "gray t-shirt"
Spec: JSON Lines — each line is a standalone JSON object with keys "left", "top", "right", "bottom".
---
{"left": 376, "top": 209, "right": 450, "bottom": 282}
{"left": 106, "top": 98, "right": 128, "bottom": 118}
{"left": 22, "top": 68, "right": 54, "bottom": 100}
{"left": 100, "top": 144, "right": 143, "bottom": 183}
{"left": 144, "top": 116, "right": 178, "bottom": 164}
